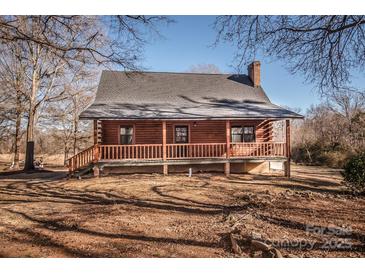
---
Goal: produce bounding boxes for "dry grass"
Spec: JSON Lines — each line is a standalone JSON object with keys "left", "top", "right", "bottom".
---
{"left": 0, "top": 154, "right": 65, "bottom": 169}
{"left": 0, "top": 165, "right": 364, "bottom": 258}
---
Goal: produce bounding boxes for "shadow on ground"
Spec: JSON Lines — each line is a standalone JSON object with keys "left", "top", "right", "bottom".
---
{"left": 0, "top": 165, "right": 363, "bottom": 257}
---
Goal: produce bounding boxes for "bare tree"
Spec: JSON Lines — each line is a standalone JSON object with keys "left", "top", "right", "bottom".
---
{"left": 0, "top": 42, "right": 28, "bottom": 169}
{"left": 187, "top": 63, "right": 222, "bottom": 74}
{"left": 214, "top": 16, "right": 365, "bottom": 93}
{"left": 0, "top": 16, "right": 170, "bottom": 68}
{"left": 292, "top": 91, "right": 365, "bottom": 166}
{"left": 0, "top": 15, "right": 170, "bottom": 170}
{"left": 39, "top": 66, "right": 96, "bottom": 162}
{"left": 326, "top": 88, "right": 365, "bottom": 150}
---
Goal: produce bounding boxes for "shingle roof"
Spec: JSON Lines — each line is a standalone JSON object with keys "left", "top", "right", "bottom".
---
{"left": 79, "top": 71, "right": 303, "bottom": 120}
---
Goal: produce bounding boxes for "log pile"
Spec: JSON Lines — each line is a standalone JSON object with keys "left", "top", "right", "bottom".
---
{"left": 229, "top": 230, "right": 285, "bottom": 258}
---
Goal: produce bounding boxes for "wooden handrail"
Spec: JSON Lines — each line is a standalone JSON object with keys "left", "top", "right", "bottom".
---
{"left": 230, "top": 142, "right": 286, "bottom": 157}
{"left": 99, "top": 144, "right": 163, "bottom": 161}
{"left": 68, "top": 144, "right": 97, "bottom": 173}
{"left": 166, "top": 143, "right": 227, "bottom": 159}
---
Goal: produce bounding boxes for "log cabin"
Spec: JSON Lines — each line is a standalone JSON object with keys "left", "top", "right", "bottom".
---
{"left": 69, "top": 61, "right": 303, "bottom": 177}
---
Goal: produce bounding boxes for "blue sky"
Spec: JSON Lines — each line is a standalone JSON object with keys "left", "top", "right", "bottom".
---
{"left": 142, "top": 16, "right": 323, "bottom": 113}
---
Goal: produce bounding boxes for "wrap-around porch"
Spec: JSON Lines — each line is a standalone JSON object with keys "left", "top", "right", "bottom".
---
{"left": 68, "top": 119, "right": 291, "bottom": 176}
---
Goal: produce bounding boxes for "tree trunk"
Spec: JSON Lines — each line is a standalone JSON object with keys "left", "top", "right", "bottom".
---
{"left": 24, "top": 66, "right": 39, "bottom": 171}
{"left": 63, "top": 146, "right": 68, "bottom": 166}
{"left": 12, "top": 90, "right": 23, "bottom": 169}
{"left": 24, "top": 108, "right": 35, "bottom": 170}
{"left": 305, "top": 146, "right": 313, "bottom": 163}
{"left": 24, "top": 141, "right": 34, "bottom": 171}
{"left": 72, "top": 109, "right": 79, "bottom": 156}
{"left": 12, "top": 109, "right": 22, "bottom": 169}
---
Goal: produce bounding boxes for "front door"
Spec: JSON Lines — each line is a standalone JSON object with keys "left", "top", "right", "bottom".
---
{"left": 174, "top": 125, "right": 189, "bottom": 157}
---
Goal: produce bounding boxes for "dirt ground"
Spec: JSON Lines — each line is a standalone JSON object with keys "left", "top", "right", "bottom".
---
{"left": 0, "top": 165, "right": 364, "bottom": 258}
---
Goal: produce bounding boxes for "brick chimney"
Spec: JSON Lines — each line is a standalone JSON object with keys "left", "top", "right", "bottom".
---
{"left": 248, "top": 61, "right": 261, "bottom": 87}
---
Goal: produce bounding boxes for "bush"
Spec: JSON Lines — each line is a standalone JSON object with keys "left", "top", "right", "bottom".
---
{"left": 342, "top": 152, "right": 365, "bottom": 194}
{"left": 291, "top": 142, "right": 324, "bottom": 165}
{"left": 292, "top": 142, "right": 350, "bottom": 168}
{"left": 322, "top": 151, "right": 350, "bottom": 168}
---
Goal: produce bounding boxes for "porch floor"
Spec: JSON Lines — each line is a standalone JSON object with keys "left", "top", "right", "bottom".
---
{"left": 97, "top": 157, "right": 287, "bottom": 167}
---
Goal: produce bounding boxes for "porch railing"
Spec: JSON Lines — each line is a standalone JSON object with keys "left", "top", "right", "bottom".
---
{"left": 96, "top": 142, "right": 285, "bottom": 160}
{"left": 68, "top": 144, "right": 97, "bottom": 173}
{"left": 68, "top": 142, "right": 287, "bottom": 173}
{"left": 166, "top": 143, "right": 226, "bottom": 159}
{"left": 230, "top": 142, "right": 286, "bottom": 158}
{"left": 99, "top": 144, "right": 163, "bottom": 160}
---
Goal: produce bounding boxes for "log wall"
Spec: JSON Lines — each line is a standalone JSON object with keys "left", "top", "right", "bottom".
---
{"left": 100, "top": 119, "right": 273, "bottom": 145}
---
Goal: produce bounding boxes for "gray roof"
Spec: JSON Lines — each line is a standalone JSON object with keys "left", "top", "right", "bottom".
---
{"left": 80, "top": 71, "right": 303, "bottom": 120}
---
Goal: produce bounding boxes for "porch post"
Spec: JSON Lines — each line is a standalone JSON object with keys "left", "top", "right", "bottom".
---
{"left": 93, "top": 120, "right": 100, "bottom": 177}
{"left": 225, "top": 120, "right": 231, "bottom": 176}
{"left": 93, "top": 120, "right": 102, "bottom": 145}
{"left": 285, "top": 119, "right": 291, "bottom": 178}
{"left": 93, "top": 120, "right": 97, "bottom": 145}
{"left": 162, "top": 120, "right": 168, "bottom": 175}
{"left": 93, "top": 144, "right": 100, "bottom": 177}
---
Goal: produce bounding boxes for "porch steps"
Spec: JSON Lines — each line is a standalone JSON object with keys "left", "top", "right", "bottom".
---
{"left": 69, "top": 163, "right": 94, "bottom": 178}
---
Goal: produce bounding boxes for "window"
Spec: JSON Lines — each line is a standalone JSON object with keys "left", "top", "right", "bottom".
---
{"left": 231, "top": 126, "right": 243, "bottom": 142}
{"left": 231, "top": 126, "right": 255, "bottom": 142}
{"left": 175, "top": 125, "right": 189, "bottom": 143}
{"left": 120, "top": 126, "right": 133, "bottom": 144}
{"left": 243, "top": 126, "right": 255, "bottom": 142}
